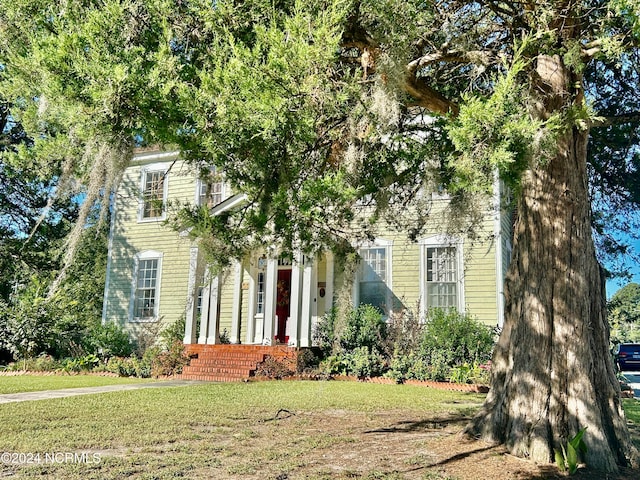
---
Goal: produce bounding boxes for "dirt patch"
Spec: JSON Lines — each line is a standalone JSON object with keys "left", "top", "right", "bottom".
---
{"left": 184, "top": 409, "right": 638, "bottom": 480}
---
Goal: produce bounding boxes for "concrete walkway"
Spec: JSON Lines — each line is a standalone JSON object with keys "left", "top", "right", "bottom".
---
{"left": 0, "top": 380, "right": 203, "bottom": 404}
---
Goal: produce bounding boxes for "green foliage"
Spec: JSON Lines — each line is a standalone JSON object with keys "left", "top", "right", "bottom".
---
{"left": 0, "top": 276, "right": 57, "bottom": 359}
{"left": 343, "top": 346, "right": 386, "bottom": 378}
{"left": 60, "top": 354, "right": 100, "bottom": 373}
{"left": 314, "top": 307, "right": 339, "bottom": 356}
{"left": 84, "top": 322, "right": 135, "bottom": 359}
{"left": 608, "top": 283, "right": 640, "bottom": 345}
{"left": 2, "top": 354, "right": 62, "bottom": 372}
{"left": 418, "top": 308, "right": 495, "bottom": 369}
{"left": 105, "top": 356, "right": 151, "bottom": 378}
{"left": 159, "top": 316, "right": 186, "bottom": 350}
{"left": 555, "top": 427, "right": 588, "bottom": 474}
{"left": 340, "top": 305, "right": 388, "bottom": 355}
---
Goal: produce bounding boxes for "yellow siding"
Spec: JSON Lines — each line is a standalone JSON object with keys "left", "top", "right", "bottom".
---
{"left": 103, "top": 154, "right": 197, "bottom": 334}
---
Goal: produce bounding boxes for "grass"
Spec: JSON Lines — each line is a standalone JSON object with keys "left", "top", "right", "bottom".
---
{"left": 1, "top": 380, "right": 638, "bottom": 479}
{"left": 0, "top": 375, "right": 154, "bottom": 394}
{"left": 0, "top": 381, "right": 484, "bottom": 479}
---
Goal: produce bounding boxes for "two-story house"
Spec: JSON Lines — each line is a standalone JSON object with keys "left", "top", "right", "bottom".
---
{"left": 101, "top": 147, "right": 512, "bottom": 379}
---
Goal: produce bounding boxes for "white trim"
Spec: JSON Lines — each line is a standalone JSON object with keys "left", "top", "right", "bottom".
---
{"left": 101, "top": 192, "right": 118, "bottom": 325}
{"left": 132, "top": 150, "right": 180, "bottom": 164}
{"left": 230, "top": 259, "right": 243, "bottom": 344}
{"left": 138, "top": 164, "right": 170, "bottom": 223}
{"left": 206, "top": 275, "right": 221, "bottom": 344}
{"left": 493, "top": 172, "right": 506, "bottom": 328}
{"left": 129, "top": 250, "right": 163, "bottom": 323}
{"left": 210, "top": 193, "right": 248, "bottom": 216}
{"left": 183, "top": 247, "right": 199, "bottom": 344}
{"left": 418, "top": 236, "right": 465, "bottom": 316}
{"left": 287, "top": 251, "right": 304, "bottom": 347}
{"left": 262, "top": 258, "right": 278, "bottom": 345}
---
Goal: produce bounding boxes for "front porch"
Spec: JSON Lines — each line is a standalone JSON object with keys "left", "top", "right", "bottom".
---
{"left": 182, "top": 250, "right": 335, "bottom": 347}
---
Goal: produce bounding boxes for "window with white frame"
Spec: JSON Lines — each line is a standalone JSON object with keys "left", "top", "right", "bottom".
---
{"left": 197, "top": 166, "right": 226, "bottom": 207}
{"left": 131, "top": 251, "right": 163, "bottom": 321}
{"left": 357, "top": 242, "right": 392, "bottom": 314}
{"left": 141, "top": 169, "right": 167, "bottom": 220}
{"left": 420, "top": 237, "right": 463, "bottom": 311}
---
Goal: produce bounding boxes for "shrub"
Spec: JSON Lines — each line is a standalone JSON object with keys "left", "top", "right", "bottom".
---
{"left": 149, "top": 341, "right": 190, "bottom": 377}
{"left": 3, "top": 354, "right": 62, "bottom": 372}
{"left": 314, "top": 308, "right": 338, "bottom": 356}
{"left": 340, "top": 305, "right": 387, "bottom": 354}
{"left": 159, "top": 317, "right": 186, "bottom": 350}
{"left": 418, "top": 308, "right": 494, "bottom": 369}
{"left": 343, "top": 346, "right": 386, "bottom": 378}
{"left": 105, "top": 356, "right": 151, "bottom": 378}
{"left": 60, "top": 354, "right": 100, "bottom": 373}
{"left": 296, "top": 349, "right": 320, "bottom": 374}
{"left": 85, "top": 322, "right": 135, "bottom": 359}
{"left": 255, "top": 356, "right": 295, "bottom": 379}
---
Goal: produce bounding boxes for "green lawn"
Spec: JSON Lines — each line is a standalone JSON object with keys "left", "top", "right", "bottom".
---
{"left": 0, "top": 375, "right": 154, "bottom": 394}
{"left": 0, "top": 381, "right": 484, "bottom": 479}
{"left": 0, "top": 381, "right": 637, "bottom": 479}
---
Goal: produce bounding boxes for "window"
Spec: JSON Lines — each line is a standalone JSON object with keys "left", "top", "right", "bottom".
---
{"left": 256, "top": 271, "right": 265, "bottom": 314}
{"left": 426, "top": 247, "right": 458, "bottom": 308}
{"left": 140, "top": 169, "right": 167, "bottom": 220}
{"left": 131, "top": 251, "right": 163, "bottom": 321}
{"left": 357, "top": 241, "right": 392, "bottom": 314}
{"left": 197, "top": 166, "right": 226, "bottom": 207}
{"left": 420, "top": 237, "right": 464, "bottom": 312}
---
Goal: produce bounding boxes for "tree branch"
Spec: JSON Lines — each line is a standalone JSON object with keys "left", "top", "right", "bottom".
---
{"left": 592, "top": 112, "right": 640, "bottom": 128}
{"left": 403, "top": 74, "right": 459, "bottom": 116}
{"left": 407, "top": 50, "right": 495, "bottom": 74}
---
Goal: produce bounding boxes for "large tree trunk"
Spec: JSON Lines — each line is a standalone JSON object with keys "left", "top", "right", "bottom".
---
{"left": 465, "top": 54, "right": 638, "bottom": 472}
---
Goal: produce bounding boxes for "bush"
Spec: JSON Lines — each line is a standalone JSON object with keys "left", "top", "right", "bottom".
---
{"left": 3, "top": 354, "right": 62, "bottom": 372}
{"left": 255, "top": 356, "right": 295, "bottom": 379}
{"left": 296, "top": 349, "right": 320, "bottom": 374}
{"left": 418, "top": 308, "right": 494, "bottom": 369}
{"left": 340, "top": 305, "right": 387, "bottom": 354}
{"left": 85, "top": 322, "right": 135, "bottom": 359}
{"left": 159, "top": 317, "right": 186, "bottom": 350}
{"left": 344, "top": 346, "right": 386, "bottom": 378}
{"left": 60, "top": 354, "right": 100, "bottom": 373}
{"left": 314, "top": 308, "right": 338, "bottom": 356}
{"left": 148, "top": 341, "right": 190, "bottom": 377}
{"left": 105, "top": 356, "right": 151, "bottom": 378}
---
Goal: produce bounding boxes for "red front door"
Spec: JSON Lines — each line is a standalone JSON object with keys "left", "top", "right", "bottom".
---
{"left": 275, "top": 269, "right": 292, "bottom": 343}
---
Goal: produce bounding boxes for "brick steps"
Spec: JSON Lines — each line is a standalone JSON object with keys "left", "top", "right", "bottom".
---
{"left": 177, "top": 344, "right": 299, "bottom": 382}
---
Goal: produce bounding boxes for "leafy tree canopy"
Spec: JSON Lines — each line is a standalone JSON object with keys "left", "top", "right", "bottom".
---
{"left": 2, "top": 0, "right": 640, "bottom": 471}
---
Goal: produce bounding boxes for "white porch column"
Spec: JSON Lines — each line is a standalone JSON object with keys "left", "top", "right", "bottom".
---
{"left": 287, "top": 251, "right": 304, "bottom": 347}
{"left": 230, "top": 259, "right": 243, "bottom": 344}
{"left": 183, "top": 247, "right": 199, "bottom": 344}
{"left": 246, "top": 264, "right": 257, "bottom": 344}
{"left": 325, "top": 252, "right": 334, "bottom": 313}
{"left": 262, "top": 257, "right": 278, "bottom": 345}
{"left": 299, "top": 258, "right": 315, "bottom": 347}
{"left": 206, "top": 275, "right": 221, "bottom": 344}
{"left": 198, "top": 268, "right": 212, "bottom": 344}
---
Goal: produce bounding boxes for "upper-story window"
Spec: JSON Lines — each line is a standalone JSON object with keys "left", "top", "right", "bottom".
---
{"left": 140, "top": 167, "right": 168, "bottom": 221}
{"left": 197, "top": 166, "right": 227, "bottom": 207}
{"left": 355, "top": 239, "right": 393, "bottom": 315}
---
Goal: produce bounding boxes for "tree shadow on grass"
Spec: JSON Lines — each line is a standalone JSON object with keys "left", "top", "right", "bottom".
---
{"left": 363, "top": 414, "right": 471, "bottom": 434}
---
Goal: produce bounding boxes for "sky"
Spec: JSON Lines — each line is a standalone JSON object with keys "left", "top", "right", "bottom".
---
{"left": 605, "top": 238, "right": 640, "bottom": 299}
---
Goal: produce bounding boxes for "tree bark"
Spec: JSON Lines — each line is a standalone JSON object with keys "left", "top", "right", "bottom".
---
{"left": 465, "top": 53, "right": 639, "bottom": 472}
